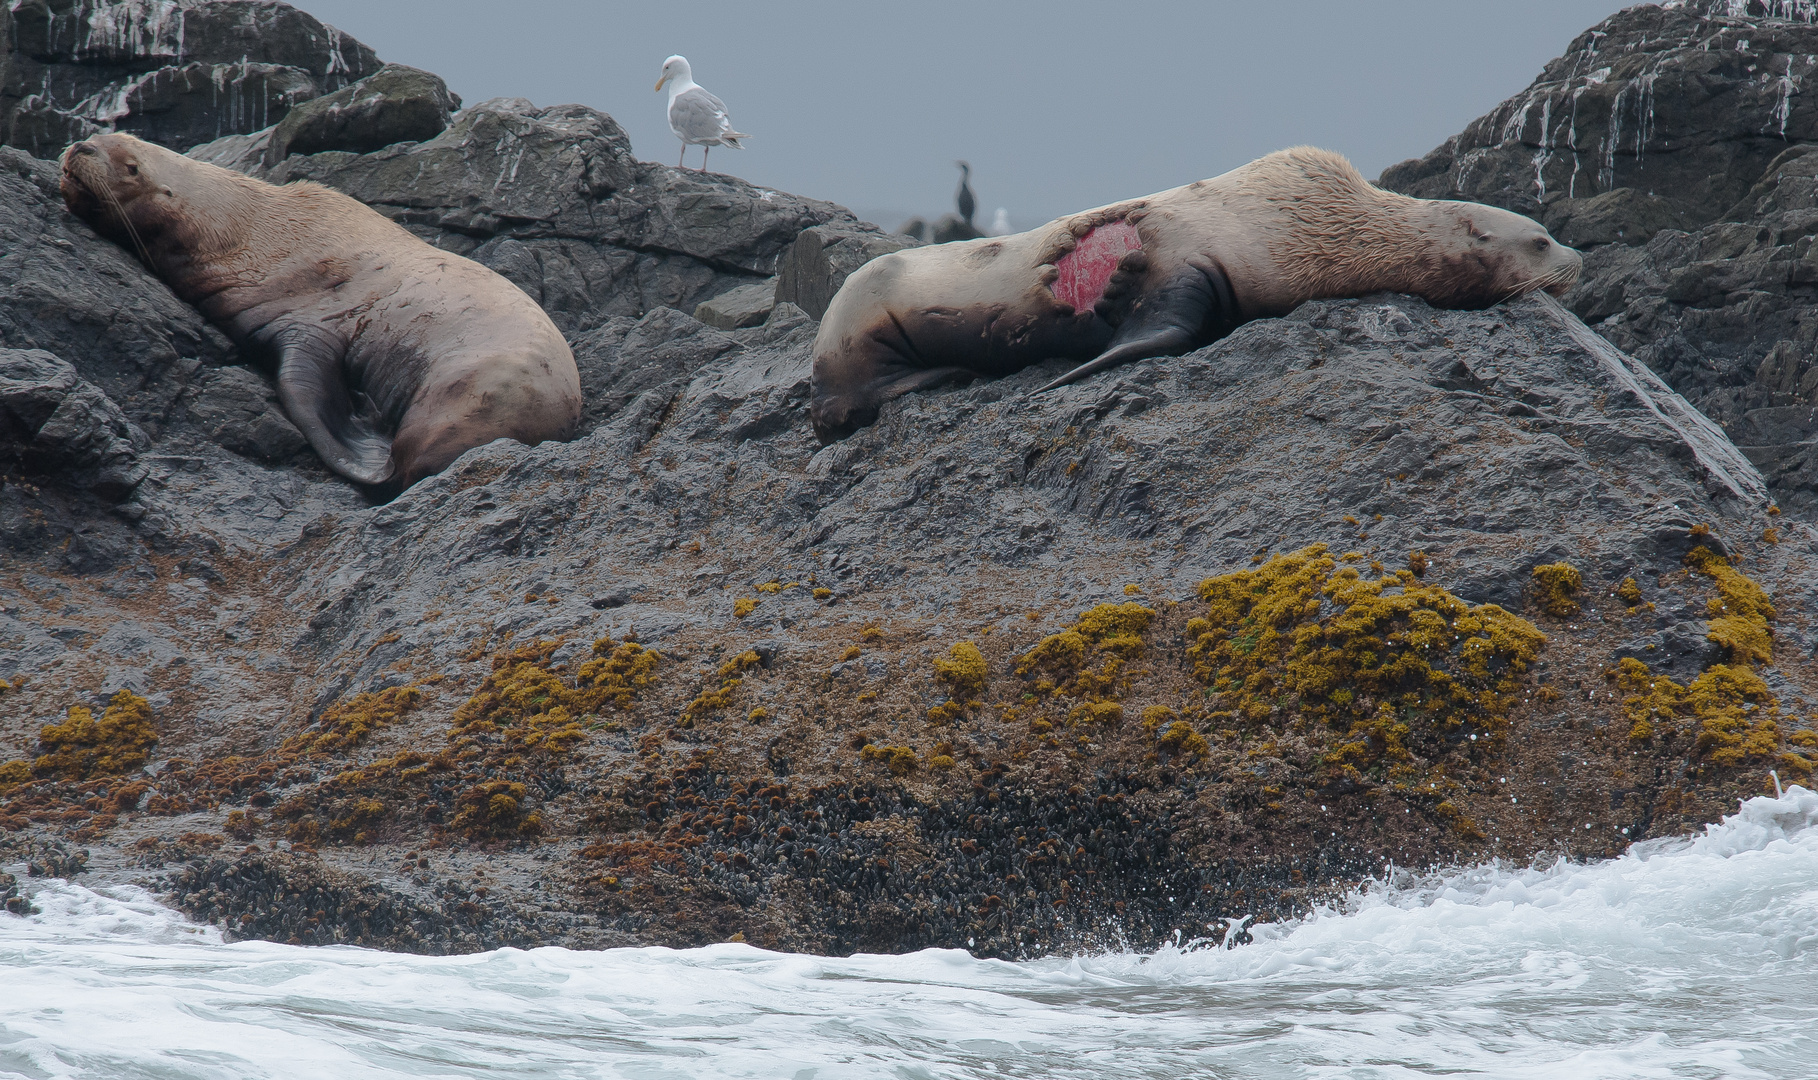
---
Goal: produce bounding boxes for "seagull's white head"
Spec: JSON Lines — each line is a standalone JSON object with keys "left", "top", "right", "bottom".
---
{"left": 655, "top": 55, "right": 692, "bottom": 93}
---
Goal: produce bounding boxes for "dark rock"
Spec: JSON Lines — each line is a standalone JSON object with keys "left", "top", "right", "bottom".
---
{"left": 0, "top": 145, "right": 231, "bottom": 427}
{"left": 263, "top": 63, "right": 458, "bottom": 167}
{"left": 203, "top": 97, "right": 870, "bottom": 333}
{"left": 2, "top": 0, "right": 382, "bottom": 156}
{"left": 694, "top": 279, "right": 776, "bottom": 330}
{"left": 0, "top": 347, "right": 147, "bottom": 499}
{"left": 590, "top": 586, "right": 640, "bottom": 609}
{"left": 165, "top": 851, "right": 511, "bottom": 953}
{"left": 774, "top": 222, "right": 918, "bottom": 320}
{"left": 282, "top": 292, "right": 1772, "bottom": 694}
{"left": 1544, "top": 188, "right": 1694, "bottom": 249}
{"left": 1378, "top": 3, "right": 1818, "bottom": 232}
{"left": 4, "top": 9, "right": 1812, "bottom": 957}
{"left": 0, "top": 142, "right": 360, "bottom": 577}
{"left": 1614, "top": 621, "right": 1728, "bottom": 680}
{"left": 182, "top": 364, "right": 308, "bottom": 464}
{"left": 569, "top": 306, "right": 745, "bottom": 435}
{"left": 111, "top": 61, "right": 321, "bottom": 152}
{"left": 6, "top": 274, "right": 1810, "bottom": 955}
{"left": 1380, "top": 2, "right": 1818, "bottom": 517}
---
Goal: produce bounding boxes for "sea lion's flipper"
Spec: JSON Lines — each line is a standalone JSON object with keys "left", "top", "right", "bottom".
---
{"left": 265, "top": 322, "right": 396, "bottom": 486}
{"left": 1036, "top": 257, "right": 1236, "bottom": 392}
{"left": 877, "top": 365, "right": 981, "bottom": 400}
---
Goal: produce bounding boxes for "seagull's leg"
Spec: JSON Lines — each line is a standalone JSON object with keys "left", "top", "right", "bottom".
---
{"left": 702, "top": 145, "right": 710, "bottom": 172}
{"left": 679, "top": 143, "right": 686, "bottom": 169}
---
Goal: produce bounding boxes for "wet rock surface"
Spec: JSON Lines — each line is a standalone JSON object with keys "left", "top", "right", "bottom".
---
{"left": 1378, "top": 0, "right": 1818, "bottom": 516}
{"left": 1, "top": 0, "right": 381, "bottom": 157}
{"left": 0, "top": 347, "right": 147, "bottom": 499}
{"left": 5, "top": 284, "right": 1812, "bottom": 956}
{"left": 0, "top": 0, "right": 1815, "bottom": 958}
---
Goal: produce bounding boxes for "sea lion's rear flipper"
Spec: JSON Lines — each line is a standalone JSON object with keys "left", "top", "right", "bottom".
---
{"left": 264, "top": 322, "right": 396, "bottom": 486}
{"left": 1036, "top": 257, "right": 1237, "bottom": 393}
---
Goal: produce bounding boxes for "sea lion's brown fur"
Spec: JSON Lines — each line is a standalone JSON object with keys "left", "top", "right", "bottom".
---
{"left": 59, "top": 132, "right": 580, "bottom": 491}
{"left": 810, "top": 146, "right": 1582, "bottom": 442}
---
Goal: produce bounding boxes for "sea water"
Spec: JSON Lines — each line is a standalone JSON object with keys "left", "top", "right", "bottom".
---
{"left": 1, "top": 786, "right": 1814, "bottom": 1080}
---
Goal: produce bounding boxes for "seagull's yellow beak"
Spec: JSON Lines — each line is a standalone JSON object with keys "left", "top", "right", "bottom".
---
{"left": 655, "top": 74, "right": 669, "bottom": 92}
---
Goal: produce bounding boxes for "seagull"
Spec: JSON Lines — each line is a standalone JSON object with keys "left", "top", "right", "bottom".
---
{"left": 988, "top": 207, "right": 1012, "bottom": 236}
{"left": 655, "top": 55, "right": 749, "bottom": 172}
{"left": 955, "top": 161, "right": 976, "bottom": 227}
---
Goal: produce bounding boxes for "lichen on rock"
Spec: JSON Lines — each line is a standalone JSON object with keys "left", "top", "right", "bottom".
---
{"left": 684, "top": 649, "right": 761, "bottom": 720}
{"left": 1685, "top": 546, "right": 1775, "bottom": 666}
{"left": 859, "top": 744, "right": 918, "bottom": 777}
{"left": 1188, "top": 545, "right": 1546, "bottom": 782}
{"left": 1017, "top": 603, "right": 1155, "bottom": 722}
{"left": 933, "top": 642, "right": 988, "bottom": 700}
{"left": 285, "top": 684, "right": 423, "bottom": 755}
{"left": 1614, "top": 549, "right": 1804, "bottom": 779}
{"left": 450, "top": 637, "right": 660, "bottom": 756}
{"left": 6, "top": 690, "right": 157, "bottom": 784}
{"left": 1531, "top": 562, "right": 1583, "bottom": 617}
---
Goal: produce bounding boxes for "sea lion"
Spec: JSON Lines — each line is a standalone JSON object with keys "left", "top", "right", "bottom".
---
{"left": 59, "top": 132, "right": 581, "bottom": 491}
{"left": 809, "top": 146, "right": 1582, "bottom": 442}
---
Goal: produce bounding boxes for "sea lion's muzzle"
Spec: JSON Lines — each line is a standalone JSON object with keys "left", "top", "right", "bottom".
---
{"left": 58, "top": 142, "right": 106, "bottom": 211}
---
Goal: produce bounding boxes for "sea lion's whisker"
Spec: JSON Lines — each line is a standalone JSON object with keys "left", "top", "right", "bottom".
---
{"left": 99, "top": 181, "right": 152, "bottom": 268}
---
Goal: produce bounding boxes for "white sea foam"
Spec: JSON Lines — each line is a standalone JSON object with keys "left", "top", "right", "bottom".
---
{"left": 1, "top": 787, "right": 1814, "bottom": 1079}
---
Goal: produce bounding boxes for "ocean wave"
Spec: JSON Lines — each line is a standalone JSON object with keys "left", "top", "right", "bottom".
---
{"left": 1, "top": 787, "right": 1813, "bottom": 1079}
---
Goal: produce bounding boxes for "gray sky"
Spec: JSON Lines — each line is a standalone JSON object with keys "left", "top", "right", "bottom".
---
{"left": 300, "top": 0, "right": 1623, "bottom": 231}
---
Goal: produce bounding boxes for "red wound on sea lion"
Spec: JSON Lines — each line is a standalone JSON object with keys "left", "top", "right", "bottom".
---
{"left": 1051, "top": 220, "right": 1142, "bottom": 312}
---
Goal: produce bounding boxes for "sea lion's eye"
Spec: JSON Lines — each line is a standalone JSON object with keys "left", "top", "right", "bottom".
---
{"left": 1532, "top": 237, "right": 1550, "bottom": 251}
{"left": 125, "top": 164, "right": 138, "bottom": 176}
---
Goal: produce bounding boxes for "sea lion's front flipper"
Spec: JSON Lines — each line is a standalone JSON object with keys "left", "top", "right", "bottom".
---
{"left": 1036, "top": 257, "right": 1236, "bottom": 393}
{"left": 264, "top": 321, "right": 395, "bottom": 485}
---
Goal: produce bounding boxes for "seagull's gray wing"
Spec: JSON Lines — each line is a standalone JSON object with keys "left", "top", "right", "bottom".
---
{"left": 669, "top": 87, "right": 736, "bottom": 145}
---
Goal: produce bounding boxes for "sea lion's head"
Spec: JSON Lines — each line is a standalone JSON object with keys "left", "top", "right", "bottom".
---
{"left": 808, "top": 384, "right": 880, "bottom": 444}
{"left": 1439, "top": 202, "right": 1582, "bottom": 304}
{"left": 59, "top": 133, "right": 185, "bottom": 263}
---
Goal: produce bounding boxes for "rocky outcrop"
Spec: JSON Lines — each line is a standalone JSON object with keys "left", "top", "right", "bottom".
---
{"left": 4, "top": 283, "right": 1811, "bottom": 955}
{"left": 0, "top": 146, "right": 230, "bottom": 421}
{"left": 262, "top": 62, "right": 458, "bottom": 168}
{"left": 1380, "top": 0, "right": 1818, "bottom": 517}
{"left": 773, "top": 223, "right": 918, "bottom": 320}
{"left": 1378, "top": 2, "right": 1818, "bottom": 241}
{"left": 286, "top": 290, "right": 1780, "bottom": 681}
{"left": 1, "top": 0, "right": 381, "bottom": 157}
{"left": 1568, "top": 144, "right": 1818, "bottom": 512}
{"left": 1, "top": 0, "right": 1813, "bottom": 960}
{"left": 0, "top": 347, "right": 146, "bottom": 498}
{"left": 188, "top": 96, "right": 889, "bottom": 334}
{"left": 694, "top": 279, "right": 777, "bottom": 330}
